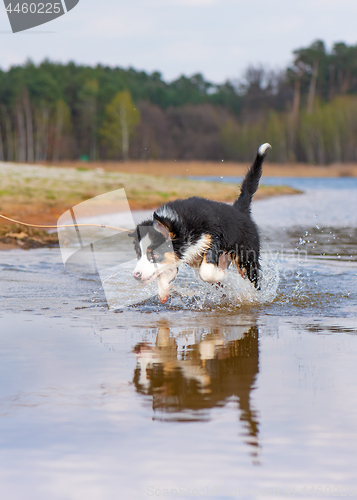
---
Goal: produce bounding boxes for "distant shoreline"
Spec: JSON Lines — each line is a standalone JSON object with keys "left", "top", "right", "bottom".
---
{"left": 56, "top": 160, "right": 357, "bottom": 178}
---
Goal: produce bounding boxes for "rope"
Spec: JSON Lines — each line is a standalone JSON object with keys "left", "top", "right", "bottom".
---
{"left": 0, "top": 214, "right": 131, "bottom": 233}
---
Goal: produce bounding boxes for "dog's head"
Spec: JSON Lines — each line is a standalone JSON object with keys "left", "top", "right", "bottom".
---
{"left": 128, "top": 209, "right": 178, "bottom": 285}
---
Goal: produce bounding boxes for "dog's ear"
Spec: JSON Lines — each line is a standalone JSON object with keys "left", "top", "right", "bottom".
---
{"left": 153, "top": 219, "right": 172, "bottom": 239}
{"left": 153, "top": 213, "right": 175, "bottom": 239}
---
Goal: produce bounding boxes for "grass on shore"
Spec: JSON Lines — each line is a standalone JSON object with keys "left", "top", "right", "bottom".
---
{"left": 0, "top": 161, "right": 301, "bottom": 248}
{"left": 0, "top": 161, "right": 300, "bottom": 215}
{"left": 58, "top": 159, "right": 357, "bottom": 178}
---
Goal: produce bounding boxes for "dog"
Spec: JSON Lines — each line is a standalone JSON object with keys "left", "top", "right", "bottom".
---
{"left": 129, "top": 143, "right": 271, "bottom": 303}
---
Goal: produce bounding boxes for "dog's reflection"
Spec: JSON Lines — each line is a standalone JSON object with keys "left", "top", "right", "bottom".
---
{"left": 133, "top": 321, "right": 260, "bottom": 455}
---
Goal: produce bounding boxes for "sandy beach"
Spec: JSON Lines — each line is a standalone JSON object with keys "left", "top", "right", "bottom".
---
{"left": 0, "top": 161, "right": 300, "bottom": 249}
{"left": 57, "top": 159, "right": 357, "bottom": 178}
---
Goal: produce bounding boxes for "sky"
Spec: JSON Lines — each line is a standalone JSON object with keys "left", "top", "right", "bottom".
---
{"left": 1, "top": 0, "right": 357, "bottom": 83}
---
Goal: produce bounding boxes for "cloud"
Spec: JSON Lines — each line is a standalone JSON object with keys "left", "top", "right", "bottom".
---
{"left": 2, "top": 0, "right": 357, "bottom": 82}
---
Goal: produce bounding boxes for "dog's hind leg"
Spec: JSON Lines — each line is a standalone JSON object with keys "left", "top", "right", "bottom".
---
{"left": 234, "top": 259, "right": 247, "bottom": 279}
{"left": 235, "top": 251, "right": 260, "bottom": 289}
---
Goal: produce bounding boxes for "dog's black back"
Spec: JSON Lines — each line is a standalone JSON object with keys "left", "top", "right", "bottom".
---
{"left": 130, "top": 144, "right": 270, "bottom": 289}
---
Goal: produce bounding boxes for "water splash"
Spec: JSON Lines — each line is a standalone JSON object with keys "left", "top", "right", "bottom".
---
{"left": 103, "top": 257, "right": 280, "bottom": 311}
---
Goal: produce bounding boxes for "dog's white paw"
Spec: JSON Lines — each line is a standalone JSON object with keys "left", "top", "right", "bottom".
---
{"left": 258, "top": 143, "right": 272, "bottom": 156}
{"left": 199, "top": 262, "right": 225, "bottom": 284}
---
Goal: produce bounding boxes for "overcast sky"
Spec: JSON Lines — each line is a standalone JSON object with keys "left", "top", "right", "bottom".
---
{"left": 1, "top": 0, "right": 357, "bottom": 83}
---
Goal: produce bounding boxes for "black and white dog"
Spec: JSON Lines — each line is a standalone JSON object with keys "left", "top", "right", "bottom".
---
{"left": 129, "top": 143, "right": 271, "bottom": 303}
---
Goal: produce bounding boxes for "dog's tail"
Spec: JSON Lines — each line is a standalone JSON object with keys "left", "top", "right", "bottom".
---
{"left": 234, "top": 143, "right": 271, "bottom": 213}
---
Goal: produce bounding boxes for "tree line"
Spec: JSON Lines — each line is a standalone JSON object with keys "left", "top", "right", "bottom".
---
{"left": 1, "top": 40, "right": 357, "bottom": 164}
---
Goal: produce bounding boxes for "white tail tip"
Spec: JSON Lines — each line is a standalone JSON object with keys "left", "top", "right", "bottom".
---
{"left": 258, "top": 143, "right": 272, "bottom": 156}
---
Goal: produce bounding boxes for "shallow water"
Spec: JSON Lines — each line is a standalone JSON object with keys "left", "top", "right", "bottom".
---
{"left": 0, "top": 179, "right": 357, "bottom": 499}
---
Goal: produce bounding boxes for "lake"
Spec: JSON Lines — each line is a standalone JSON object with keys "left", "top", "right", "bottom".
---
{"left": 0, "top": 178, "right": 356, "bottom": 500}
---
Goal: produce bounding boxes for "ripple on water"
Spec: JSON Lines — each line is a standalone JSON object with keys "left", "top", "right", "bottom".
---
{"left": 100, "top": 257, "right": 280, "bottom": 312}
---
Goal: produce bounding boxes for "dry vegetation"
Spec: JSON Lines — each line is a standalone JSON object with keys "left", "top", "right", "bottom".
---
{"left": 0, "top": 225, "right": 58, "bottom": 250}
{"left": 0, "top": 161, "right": 300, "bottom": 249}
{"left": 58, "top": 160, "right": 357, "bottom": 177}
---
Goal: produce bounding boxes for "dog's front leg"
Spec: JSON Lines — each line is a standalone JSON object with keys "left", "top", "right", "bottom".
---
{"left": 199, "top": 251, "right": 226, "bottom": 284}
{"left": 156, "top": 267, "right": 178, "bottom": 304}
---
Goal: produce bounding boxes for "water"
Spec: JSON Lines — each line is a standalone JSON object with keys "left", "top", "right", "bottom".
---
{"left": 189, "top": 175, "right": 357, "bottom": 191}
{"left": 0, "top": 179, "right": 357, "bottom": 499}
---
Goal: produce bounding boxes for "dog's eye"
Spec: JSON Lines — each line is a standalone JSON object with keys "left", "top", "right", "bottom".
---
{"left": 147, "top": 250, "right": 155, "bottom": 263}
{"left": 148, "top": 250, "right": 163, "bottom": 263}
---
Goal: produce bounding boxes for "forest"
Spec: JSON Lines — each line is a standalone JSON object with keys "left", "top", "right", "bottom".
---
{"left": 1, "top": 39, "right": 357, "bottom": 164}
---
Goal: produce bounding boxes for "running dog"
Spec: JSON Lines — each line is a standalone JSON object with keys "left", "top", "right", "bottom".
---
{"left": 129, "top": 143, "right": 271, "bottom": 303}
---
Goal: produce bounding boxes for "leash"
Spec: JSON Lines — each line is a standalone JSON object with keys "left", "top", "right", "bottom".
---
{"left": 0, "top": 214, "right": 131, "bottom": 233}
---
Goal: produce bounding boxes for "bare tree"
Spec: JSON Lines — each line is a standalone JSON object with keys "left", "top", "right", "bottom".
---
{"left": 23, "top": 87, "right": 34, "bottom": 162}
{"left": 307, "top": 59, "right": 319, "bottom": 114}
{"left": 292, "top": 40, "right": 327, "bottom": 114}
{"left": 120, "top": 103, "right": 129, "bottom": 161}
{"left": 0, "top": 124, "right": 4, "bottom": 162}
{"left": 35, "top": 106, "right": 50, "bottom": 161}
{"left": 16, "top": 104, "right": 26, "bottom": 162}
{"left": 2, "top": 106, "right": 14, "bottom": 161}
{"left": 53, "top": 101, "right": 65, "bottom": 162}
{"left": 292, "top": 76, "right": 301, "bottom": 124}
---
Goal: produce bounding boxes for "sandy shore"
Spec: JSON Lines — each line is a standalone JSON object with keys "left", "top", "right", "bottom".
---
{"left": 57, "top": 160, "right": 357, "bottom": 178}
{"left": 0, "top": 161, "right": 300, "bottom": 249}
